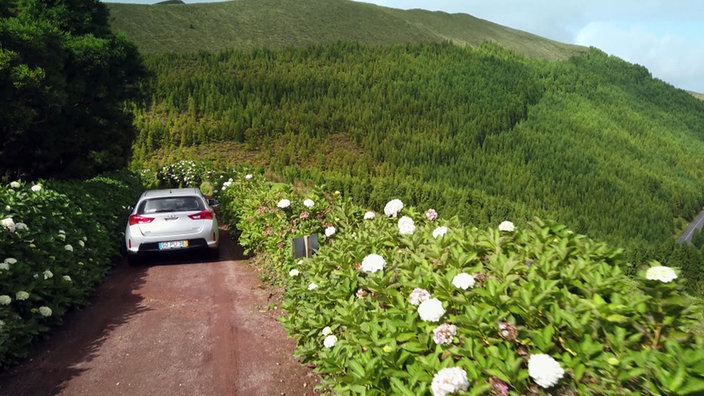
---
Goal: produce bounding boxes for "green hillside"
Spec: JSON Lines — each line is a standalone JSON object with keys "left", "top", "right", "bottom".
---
{"left": 106, "top": 0, "right": 585, "bottom": 60}
{"left": 107, "top": 1, "right": 704, "bottom": 282}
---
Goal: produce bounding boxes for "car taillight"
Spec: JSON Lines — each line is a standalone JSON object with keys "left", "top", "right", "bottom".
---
{"left": 188, "top": 210, "right": 213, "bottom": 220}
{"left": 129, "top": 214, "right": 155, "bottom": 226}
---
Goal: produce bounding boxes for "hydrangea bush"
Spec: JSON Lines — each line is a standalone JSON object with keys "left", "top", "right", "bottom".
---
{"left": 219, "top": 174, "right": 704, "bottom": 395}
{"left": 0, "top": 172, "right": 143, "bottom": 366}
{"left": 218, "top": 173, "right": 342, "bottom": 282}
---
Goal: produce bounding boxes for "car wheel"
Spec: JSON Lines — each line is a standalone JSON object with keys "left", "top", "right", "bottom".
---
{"left": 127, "top": 254, "right": 142, "bottom": 266}
{"left": 208, "top": 247, "right": 220, "bottom": 261}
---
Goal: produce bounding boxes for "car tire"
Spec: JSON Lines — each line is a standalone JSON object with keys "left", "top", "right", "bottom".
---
{"left": 127, "top": 254, "right": 142, "bottom": 266}
{"left": 208, "top": 247, "right": 220, "bottom": 261}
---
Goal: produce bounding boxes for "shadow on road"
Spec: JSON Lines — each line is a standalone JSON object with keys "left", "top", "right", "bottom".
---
{"left": 0, "top": 258, "right": 150, "bottom": 396}
{"left": 0, "top": 229, "right": 253, "bottom": 396}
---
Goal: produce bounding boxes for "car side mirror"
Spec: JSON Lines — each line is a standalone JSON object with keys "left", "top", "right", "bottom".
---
{"left": 208, "top": 199, "right": 219, "bottom": 209}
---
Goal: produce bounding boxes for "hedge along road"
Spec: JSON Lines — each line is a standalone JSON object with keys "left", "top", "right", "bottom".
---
{"left": 0, "top": 229, "right": 319, "bottom": 396}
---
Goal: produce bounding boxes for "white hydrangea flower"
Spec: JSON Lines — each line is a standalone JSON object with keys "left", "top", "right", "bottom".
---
{"left": 78, "top": 240, "right": 85, "bottom": 248}
{"left": 4, "top": 205, "right": 10, "bottom": 211}
{"left": 31, "top": 184, "right": 42, "bottom": 192}
{"left": 425, "top": 208, "right": 438, "bottom": 221}
{"left": 38, "top": 306, "right": 52, "bottom": 317}
{"left": 0, "top": 295, "right": 11, "bottom": 305}
{"left": 303, "top": 199, "right": 315, "bottom": 208}
{"left": 321, "top": 326, "right": 332, "bottom": 336}
{"left": 43, "top": 270, "right": 53, "bottom": 280}
{"left": 57, "top": 233, "right": 66, "bottom": 241}
{"left": 408, "top": 288, "right": 431, "bottom": 306}
{"left": 62, "top": 275, "right": 72, "bottom": 282}
{"left": 452, "top": 273, "right": 475, "bottom": 290}
{"left": 361, "top": 254, "right": 386, "bottom": 273}
{"left": 245, "top": 174, "right": 253, "bottom": 180}
{"left": 323, "top": 335, "right": 337, "bottom": 348}
{"left": 325, "top": 226, "right": 336, "bottom": 237}
{"left": 289, "top": 269, "right": 300, "bottom": 277}
{"left": 0, "top": 263, "right": 8, "bottom": 271}
{"left": 432, "top": 323, "right": 457, "bottom": 345}
{"left": 4, "top": 258, "right": 17, "bottom": 265}
{"left": 64, "top": 244, "right": 73, "bottom": 252}
{"left": 645, "top": 266, "right": 678, "bottom": 283}
{"left": 1, "top": 217, "right": 15, "bottom": 232}
{"left": 10, "top": 181, "right": 20, "bottom": 189}
{"left": 398, "top": 216, "right": 416, "bottom": 235}
{"left": 14, "top": 222, "right": 27, "bottom": 231}
{"left": 277, "top": 199, "right": 291, "bottom": 209}
{"left": 528, "top": 354, "right": 565, "bottom": 388}
{"left": 308, "top": 282, "right": 318, "bottom": 291}
{"left": 431, "top": 367, "right": 469, "bottom": 396}
{"left": 498, "top": 221, "right": 515, "bottom": 232}
{"left": 433, "top": 226, "right": 448, "bottom": 239}
{"left": 363, "top": 211, "right": 376, "bottom": 220}
{"left": 384, "top": 199, "right": 404, "bottom": 217}
{"left": 418, "top": 298, "right": 445, "bottom": 322}
{"left": 16, "top": 291, "right": 29, "bottom": 300}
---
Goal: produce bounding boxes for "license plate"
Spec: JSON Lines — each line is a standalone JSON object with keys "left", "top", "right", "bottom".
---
{"left": 158, "top": 240, "right": 189, "bottom": 250}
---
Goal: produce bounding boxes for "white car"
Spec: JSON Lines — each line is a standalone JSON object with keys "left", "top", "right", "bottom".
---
{"left": 125, "top": 188, "right": 220, "bottom": 264}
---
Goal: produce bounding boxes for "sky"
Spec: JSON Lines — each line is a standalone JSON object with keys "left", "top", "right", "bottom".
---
{"left": 360, "top": 0, "right": 704, "bottom": 93}
{"left": 107, "top": 0, "right": 704, "bottom": 93}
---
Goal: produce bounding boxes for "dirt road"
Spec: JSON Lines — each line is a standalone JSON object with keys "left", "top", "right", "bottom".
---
{"left": 0, "top": 230, "right": 319, "bottom": 396}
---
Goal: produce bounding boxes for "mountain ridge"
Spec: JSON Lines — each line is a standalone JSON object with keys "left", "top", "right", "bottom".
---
{"left": 107, "top": 0, "right": 586, "bottom": 60}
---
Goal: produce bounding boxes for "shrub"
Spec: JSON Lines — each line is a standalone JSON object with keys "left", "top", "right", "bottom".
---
{"left": 0, "top": 172, "right": 143, "bottom": 367}
{"left": 220, "top": 174, "right": 704, "bottom": 395}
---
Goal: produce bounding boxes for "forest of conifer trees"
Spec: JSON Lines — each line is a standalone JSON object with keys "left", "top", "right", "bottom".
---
{"left": 128, "top": 42, "right": 704, "bottom": 289}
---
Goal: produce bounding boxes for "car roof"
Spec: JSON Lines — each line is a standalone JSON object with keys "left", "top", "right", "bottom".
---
{"left": 139, "top": 188, "right": 204, "bottom": 200}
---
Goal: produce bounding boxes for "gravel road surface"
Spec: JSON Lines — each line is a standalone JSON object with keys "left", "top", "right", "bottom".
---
{"left": 0, "top": 230, "right": 319, "bottom": 396}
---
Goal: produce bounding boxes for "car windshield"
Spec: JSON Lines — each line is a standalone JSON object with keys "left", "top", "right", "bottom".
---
{"left": 138, "top": 196, "right": 204, "bottom": 214}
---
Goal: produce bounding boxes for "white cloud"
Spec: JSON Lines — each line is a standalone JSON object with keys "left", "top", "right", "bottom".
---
{"left": 355, "top": 1, "right": 704, "bottom": 92}
{"left": 575, "top": 21, "right": 704, "bottom": 92}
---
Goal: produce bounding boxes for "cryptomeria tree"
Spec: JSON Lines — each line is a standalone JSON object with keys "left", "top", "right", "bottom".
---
{"left": 0, "top": 0, "right": 147, "bottom": 179}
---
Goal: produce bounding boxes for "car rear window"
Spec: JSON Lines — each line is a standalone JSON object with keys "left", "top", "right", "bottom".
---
{"left": 138, "top": 196, "right": 205, "bottom": 214}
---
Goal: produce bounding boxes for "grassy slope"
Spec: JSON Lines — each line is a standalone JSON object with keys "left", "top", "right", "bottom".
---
{"left": 107, "top": 0, "right": 585, "bottom": 60}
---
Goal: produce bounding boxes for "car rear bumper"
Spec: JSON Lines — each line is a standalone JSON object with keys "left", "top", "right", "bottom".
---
{"left": 126, "top": 237, "right": 219, "bottom": 254}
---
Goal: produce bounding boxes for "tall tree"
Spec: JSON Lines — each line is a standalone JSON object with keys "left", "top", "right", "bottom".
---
{"left": 0, "top": 0, "right": 147, "bottom": 179}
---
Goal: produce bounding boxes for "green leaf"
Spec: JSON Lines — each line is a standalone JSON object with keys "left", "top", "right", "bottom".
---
{"left": 667, "top": 364, "right": 687, "bottom": 392}
{"left": 677, "top": 377, "right": 704, "bottom": 395}
{"left": 605, "top": 314, "right": 628, "bottom": 323}
{"left": 389, "top": 377, "right": 416, "bottom": 396}
{"left": 396, "top": 332, "right": 417, "bottom": 342}
{"left": 400, "top": 342, "right": 427, "bottom": 353}
{"left": 573, "top": 363, "right": 586, "bottom": 381}
{"left": 348, "top": 360, "right": 367, "bottom": 379}
{"left": 618, "top": 368, "right": 647, "bottom": 381}
{"left": 349, "top": 384, "right": 367, "bottom": 393}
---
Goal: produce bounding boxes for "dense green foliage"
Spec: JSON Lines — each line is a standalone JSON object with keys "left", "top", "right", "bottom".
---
{"left": 106, "top": 0, "right": 583, "bottom": 60}
{"left": 0, "top": 171, "right": 143, "bottom": 366}
{"left": 129, "top": 42, "right": 704, "bottom": 277}
{"left": 216, "top": 171, "right": 704, "bottom": 395}
{"left": 0, "top": 0, "right": 147, "bottom": 179}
